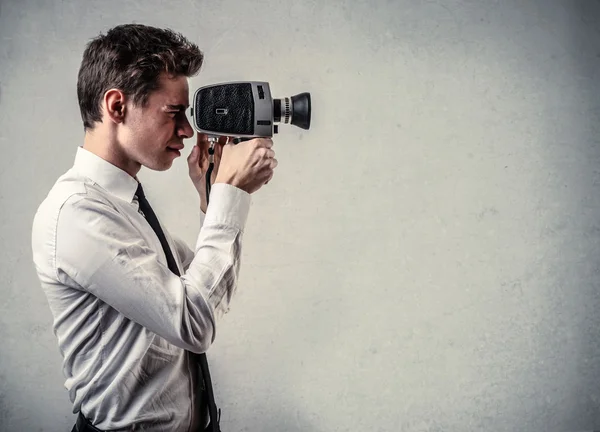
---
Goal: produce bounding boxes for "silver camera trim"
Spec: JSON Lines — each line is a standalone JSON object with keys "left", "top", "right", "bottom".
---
{"left": 191, "top": 81, "right": 275, "bottom": 138}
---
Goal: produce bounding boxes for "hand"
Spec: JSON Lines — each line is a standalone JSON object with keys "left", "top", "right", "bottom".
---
{"left": 216, "top": 137, "right": 277, "bottom": 194}
{"left": 187, "top": 133, "right": 231, "bottom": 210}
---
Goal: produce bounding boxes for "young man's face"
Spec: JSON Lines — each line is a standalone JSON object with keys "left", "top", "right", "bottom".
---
{"left": 120, "top": 73, "right": 194, "bottom": 172}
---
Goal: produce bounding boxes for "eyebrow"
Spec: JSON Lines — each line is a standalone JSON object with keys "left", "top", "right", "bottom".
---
{"left": 166, "top": 104, "right": 189, "bottom": 111}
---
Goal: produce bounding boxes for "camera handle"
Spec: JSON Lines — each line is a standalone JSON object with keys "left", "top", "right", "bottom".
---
{"left": 205, "top": 138, "right": 217, "bottom": 206}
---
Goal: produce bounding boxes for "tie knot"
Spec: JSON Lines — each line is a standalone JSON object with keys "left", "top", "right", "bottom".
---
{"left": 135, "top": 182, "right": 145, "bottom": 200}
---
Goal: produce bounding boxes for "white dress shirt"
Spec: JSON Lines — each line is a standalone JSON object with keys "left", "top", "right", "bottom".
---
{"left": 31, "top": 146, "right": 251, "bottom": 431}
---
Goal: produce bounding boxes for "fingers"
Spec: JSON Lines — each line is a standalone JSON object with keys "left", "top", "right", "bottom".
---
{"left": 257, "top": 146, "right": 277, "bottom": 169}
{"left": 264, "top": 149, "right": 277, "bottom": 185}
{"left": 215, "top": 141, "right": 225, "bottom": 159}
{"left": 187, "top": 143, "right": 214, "bottom": 177}
{"left": 193, "top": 135, "right": 227, "bottom": 169}
{"left": 219, "top": 135, "right": 232, "bottom": 145}
{"left": 262, "top": 148, "right": 276, "bottom": 159}
{"left": 269, "top": 156, "right": 277, "bottom": 169}
{"left": 187, "top": 144, "right": 197, "bottom": 161}
{"left": 196, "top": 133, "right": 209, "bottom": 147}
{"left": 187, "top": 144, "right": 200, "bottom": 167}
{"left": 254, "top": 137, "right": 273, "bottom": 149}
{"left": 264, "top": 165, "right": 275, "bottom": 185}
{"left": 196, "top": 134, "right": 232, "bottom": 149}
{"left": 260, "top": 144, "right": 277, "bottom": 168}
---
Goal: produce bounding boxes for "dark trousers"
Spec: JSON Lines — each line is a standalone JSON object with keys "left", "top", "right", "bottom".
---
{"left": 71, "top": 412, "right": 216, "bottom": 432}
{"left": 71, "top": 412, "right": 102, "bottom": 432}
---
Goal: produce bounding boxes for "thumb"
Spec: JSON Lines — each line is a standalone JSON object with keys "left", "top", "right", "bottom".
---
{"left": 188, "top": 144, "right": 198, "bottom": 159}
{"left": 188, "top": 145, "right": 201, "bottom": 171}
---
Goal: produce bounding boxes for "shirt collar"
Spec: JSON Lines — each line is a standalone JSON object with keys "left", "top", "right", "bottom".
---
{"left": 73, "top": 146, "right": 140, "bottom": 203}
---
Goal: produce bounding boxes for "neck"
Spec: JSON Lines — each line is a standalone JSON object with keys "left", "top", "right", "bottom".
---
{"left": 82, "top": 126, "right": 141, "bottom": 178}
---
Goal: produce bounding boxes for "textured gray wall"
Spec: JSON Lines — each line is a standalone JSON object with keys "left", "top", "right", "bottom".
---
{"left": 1, "top": 0, "right": 600, "bottom": 431}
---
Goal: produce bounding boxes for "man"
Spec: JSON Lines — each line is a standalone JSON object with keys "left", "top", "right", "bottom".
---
{"left": 30, "top": 23, "right": 277, "bottom": 431}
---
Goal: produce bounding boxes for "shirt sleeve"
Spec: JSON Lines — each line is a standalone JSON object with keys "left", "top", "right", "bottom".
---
{"left": 170, "top": 206, "right": 207, "bottom": 272}
{"left": 54, "top": 183, "right": 251, "bottom": 354}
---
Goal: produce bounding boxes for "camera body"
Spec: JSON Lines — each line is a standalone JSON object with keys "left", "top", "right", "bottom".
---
{"left": 190, "top": 81, "right": 311, "bottom": 139}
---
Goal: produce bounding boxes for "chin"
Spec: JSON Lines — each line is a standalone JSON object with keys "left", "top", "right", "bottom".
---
{"left": 156, "top": 162, "right": 174, "bottom": 171}
{"left": 143, "top": 159, "right": 174, "bottom": 172}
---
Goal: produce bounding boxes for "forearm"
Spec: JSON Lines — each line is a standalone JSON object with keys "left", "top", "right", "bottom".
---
{"left": 54, "top": 186, "right": 250, "bottom": 354}
{"left": 164, "top": 185, "right": 248, "bottom": 352}
{"left": 180, "top": 183, "right": 251, "bottom": 346}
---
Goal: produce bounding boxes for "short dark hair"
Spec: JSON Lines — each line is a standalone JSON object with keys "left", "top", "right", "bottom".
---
{"left": 77, "top": 24, "right": 204, "bottom": 130}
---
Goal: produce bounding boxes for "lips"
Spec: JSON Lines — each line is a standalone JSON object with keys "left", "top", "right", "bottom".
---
{"left": 167, "top": 144, "right": 184, "bottom": 151}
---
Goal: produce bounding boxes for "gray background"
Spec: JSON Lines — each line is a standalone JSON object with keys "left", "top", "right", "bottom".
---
{"left": 1, "top": 0, "right": 600, "bottom": 431}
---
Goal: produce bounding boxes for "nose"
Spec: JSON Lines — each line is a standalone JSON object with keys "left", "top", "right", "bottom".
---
{"left": 177, "top": 114, "right": 194, "bottom": 139}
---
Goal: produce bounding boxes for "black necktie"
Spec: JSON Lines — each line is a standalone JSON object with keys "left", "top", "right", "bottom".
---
{"left": 135, "top": 182, "right": 220, "bottom": 432}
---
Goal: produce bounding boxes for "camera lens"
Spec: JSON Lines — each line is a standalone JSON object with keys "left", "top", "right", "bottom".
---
{"left": 290, "top": 93, "right": 311, "bottom": 130}
{"left": 273, "top": 98, "right": 291, "bottom": 124}
{"left": 273, "top": 93, "right": 311, "bottom": 130}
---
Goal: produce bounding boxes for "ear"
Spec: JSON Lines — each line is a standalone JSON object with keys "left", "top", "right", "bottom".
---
{"left": 103, "top": 89, "right": 127, "bottom": 124}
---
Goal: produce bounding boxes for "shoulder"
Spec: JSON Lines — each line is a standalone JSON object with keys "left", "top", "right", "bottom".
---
{"left": 33, "top": 172, "right": 114, "bottom": 229}
{"left": 31, "top": 172, "right": 121, "bottom": 256}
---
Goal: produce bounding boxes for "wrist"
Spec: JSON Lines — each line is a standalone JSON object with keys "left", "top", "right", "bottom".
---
{"left": 200, "top": 193, "right": 208, "bottom": 214}
{"left": 198, "top": 187, "right": 208, "bottom": 214}
{"left": 214, "top": 171, "right": 237, "bottom": 187}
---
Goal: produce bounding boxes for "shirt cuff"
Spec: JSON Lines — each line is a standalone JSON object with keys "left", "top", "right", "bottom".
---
{"left": 203, "top": 182, "right": 251, "bottom": 231}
